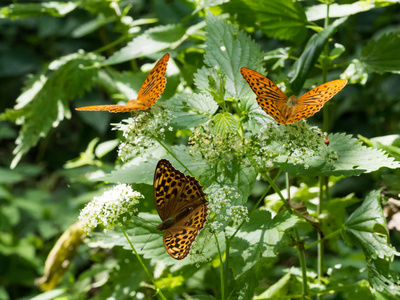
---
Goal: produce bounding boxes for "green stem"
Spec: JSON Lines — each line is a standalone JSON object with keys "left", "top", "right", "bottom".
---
{"left": 317, "top": 177, "right": 324, "bottom": 289}
{"left": 120, "top": 226, "right": 167, "bottom": 300}
{"left": 305, "top": 228, "right": 342, "bottom": 250}
{"left": 264, "top": 174, "right": 291, "bottom": 211}
{"left": 286, "top": 173, "right": 308, "bottom": 299}
{"left": 154, "top": 137, "right": 195, "bottom": 177}
{"left": 225, "top": 235, "right": 230, "bottom": 300}
{"left": 214, "top": 234, "right": 225, "bottom": 300}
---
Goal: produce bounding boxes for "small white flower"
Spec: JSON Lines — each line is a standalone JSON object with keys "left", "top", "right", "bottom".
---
{"left": 79, "top": 184, "right": 143, "bottom": 234}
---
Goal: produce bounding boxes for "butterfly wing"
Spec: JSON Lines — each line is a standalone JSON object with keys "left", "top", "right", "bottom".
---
{"left": 75, "top": 104, "right": 140, "bottom": 113}
{"left": 75, "top": 53, "right": 170, "bottom": 113}
{"left": 163, "top": 203, "right": 208, "bottom": 260}
{"left": 286, "top": 79, "right": 347, "bottom": 124}
{"left": 153, "top": 159, "right": 187, "bottom": 221}
{"left": 240, "top": 67, "right": 288, "bottom": 124}
{"left": 135, "top": 52, "right": 170, "bottom": 108}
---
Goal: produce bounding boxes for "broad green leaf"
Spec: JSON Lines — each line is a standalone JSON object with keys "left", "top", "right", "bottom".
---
{"left": 95, "top": 145, "right": 209, "bottom": 185}
{"left": 239, "top": 96, "right": 271, "bottom": 134}
{"left": 360, "top": 33, "right": 400, "bottom": 74}
{"left": 193, "top": 66, "right": 212, "bottom": 94}
{"left": 169, "top": 93, "right": 218, "bottom": 129}
{"left": 306, "top": 1, "right": 397, "bottom": 21}
{"left": 1, "top": 52, "right": 102, "bottom": 169}
{"left": 213, "top": 112, "right": 238, "bottom": 134}
{"left": 343, "top": 190, "right": 399, "bottom": 261}
{"left": 368, "top": 258, "right": 400, "bottom": 299}
{"left": 0, "top": 2, "right": 77, "bottom": 19}
{"left": 242, "top": 0, "right": 309, "bottom": 43}
{"left": 276, "top": 132, "right": 400, "bottom": 177}
{"left": 204, "top": 12, "right": 265, "bottom": 99}
{"left": 230, "top": 210, "right": 298, "bottom": 279}
{"left": 88, "top": 213, "right": 220, "bottom": 267}
{"left": 217, "top": 159, "right": 257, "bottom": 205}
{"left": 0, "top": 168, "right": 24, "bottom": 184}
{"left": 72, "top": 15, "right": 117, "bottom": 38}
{"left": 290, "top": 17, "right": 347, "bottom": 94}
{"left": 104, "top": 24, "right": 186, "bottom": 66}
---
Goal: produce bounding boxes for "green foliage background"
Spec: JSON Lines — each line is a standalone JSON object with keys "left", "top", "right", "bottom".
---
{"left": 1, "top": 0, "right": 400, "bottom": 299}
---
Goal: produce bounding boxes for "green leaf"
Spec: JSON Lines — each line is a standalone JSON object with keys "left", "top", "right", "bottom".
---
{"left": 95, "top": 140, "right": 119, "bottom": 158}
{"left": 360, "top": 33, "right": 400, "bottom": 74}
{"left": 2, "top": 52, "right": 102, "bottom": 169}
{"left": 88, "top": 213, "right": 219, "bottom": 267}
{"left": 277, "top": 132, "right": 400, "bottom": 177}
{"left": 306, "top": 1, "right": 397, "bottom": 21}
{"left": 95, "top": 145, "right": 209, "bottom": 185}
{"left": 204, "top": 12, "right": 265, "bottom": 99}
{"left": 368, "top": 258, "right": 400, "bottom": 299}
{"left": 254, "top": 270, "right": 292, "bottom": 299}
{"left": 342, "top": 190, "right": 399, "bottom": 261}
{"left": 230, "top": 210, "right": 298, "bottom": 279}
{"left": 217, "top": 160, "right": 257, "bottom": 205}
{"left": 242, "top": 0, "right": 309, "bottom": 43}
{"left": 213, "top": 112, "right": 238, "bottom": 134}
{"left": 104, "top": 24, "right": 186, "bottom": 66}
{"left": 0, "top": 168, "right": 25, "bottom": 184}
{"left": 72, "top": 15, "right": 117, "bottom": 38}
{"left": 239, "top": 96, "right": 271, "bottom": 134}
{"left": 290, "top": 17, "right": 347, "bottom": 94}
{"left": 169, "top": 93, "right": 218, "bottom": 129}
{"left": 0, "top": 2, "right": 77, "bottom": 19}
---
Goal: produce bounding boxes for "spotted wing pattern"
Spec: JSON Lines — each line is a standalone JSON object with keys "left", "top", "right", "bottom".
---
{"left": 154, "top": 159, "right": 208, "bottom": 260}
{"left": 285, "top": 79, "right": 347, "bottom": 124}
{"left": 75, "top": 53, "right": 170, "bottom": 113}
{"left": 240, "top": 67, "right": 347, "bottom": 124}
{"left": 240, "top": 67, "right": 288, "bottom": 124}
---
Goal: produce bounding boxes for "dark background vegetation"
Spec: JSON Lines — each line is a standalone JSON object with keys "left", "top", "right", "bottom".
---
{"left": 1, "top": 0, "right": 400, "bottom": 299}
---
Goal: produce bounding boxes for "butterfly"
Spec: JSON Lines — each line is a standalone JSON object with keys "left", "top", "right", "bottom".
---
{"left": 240, "top": 67, "right": 347, "bottom": 125}
{"left": 153, "top": 159, "right": 208, "bottom": 260}
{"left": 76, "top": 53, "right": 170, "bottom": 113}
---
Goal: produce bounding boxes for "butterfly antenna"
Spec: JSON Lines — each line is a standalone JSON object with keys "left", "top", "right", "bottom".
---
{"left": 141, "top": 233, "right": 154, "bottom": 251}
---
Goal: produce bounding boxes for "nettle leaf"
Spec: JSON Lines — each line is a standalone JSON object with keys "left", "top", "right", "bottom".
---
{"left": 218, "top": 160, "right": 257, "bottom": 205}
{"left": 213, "top": 112, "right": 238, "bottom": 135}
{"left": 169, "top": 93, "right": 218, "bottom": 129}
{"left": 2, "top": 52, "right": 102, "bottom": 169}
{"left": 230, "top": 210, "right": 298, "bottom": 287}
{"left": 342, "top": 190, "right": 399, "bottom": 261}
{"left": 88, "top": 213, "right": 218, "bottom": 267}
{"left": 306, "top": 1, "right": 396, "bottom": 22}
{"left": 96, "top": 145, "right": 209, "bottom": 185}
{"left": 104, "top": 24, "right": 186, "bottom": 66}
{"left": 243, "top": 0, "right": 309, "bottom": 43}
{"left": 277, "top": 132, "right": 400, "bottom": 177}
{"left": 238, "top": 96, "right": 271, "bottom": 134}
{"left": 326, "top": 133, "right": 400, "bottom": 176}
{"left": 0, "top": 1, "right": 77, "bottom": 19}
{"left": 204, "top": 12, "right": 265, "bottom": 99}
{"left": 368, "top": 258, "right": 400, "bottom": 299}
{"left": 360, "top": 33, "right": 400, "bottom": 74}
{"left": 193, "top": 66, "right": 212, "bottom": 94}
{"left": 290, "top": 17, "right": 347, "bottom": 94}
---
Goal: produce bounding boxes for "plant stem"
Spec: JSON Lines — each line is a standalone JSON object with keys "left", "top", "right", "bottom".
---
{"left": 305, "top": 228, "right": 342, "bottom": 250}
{"left": 317, "top": 177, "right": 324, "bottom": 294}
{"left": 264, "top": 174, "right": 291, "bottom": 211}
{"left": 225, "top": 235, "right": 230, "bottom": 300}
{"left": 154, "top": 137, "right": 195, "bottom": 177}
{"left": 120, "top": 226, "right": 167, "bottom": 300}
{"left": 286, "top": 173, "right": 308, "bottom": 299}
{"left": 214, "top": 233, "right": 225, "bottom": 300}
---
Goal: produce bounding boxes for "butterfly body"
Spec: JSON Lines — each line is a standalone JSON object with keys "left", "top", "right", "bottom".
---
{"left": 76, "top": 53, "right": 170, "bottom": 113}
{"left": 154, "top": 159, "right": 208, "bottom": 260}
{"left": 240, "top": 67, "right": 347, "bottom": 125}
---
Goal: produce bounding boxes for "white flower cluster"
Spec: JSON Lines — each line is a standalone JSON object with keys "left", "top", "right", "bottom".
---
{"left": 78, "top": 184, "right": 143, "bottom": 234}
{"left": 205, "top": 184, "right": 250, "bottom": 233}
{"left": 256, "top": 121, "right": 338, "bottom": 167}
{"left": 188, "top": 125, "right": 257, "bottom": 167}
{"left": 115, "top": 106, "right": 173, "bottom": 162}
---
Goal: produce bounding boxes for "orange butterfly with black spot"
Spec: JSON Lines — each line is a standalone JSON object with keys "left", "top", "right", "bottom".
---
{"left": 76, "top": 53, "right": 170, "bottom": 113}
{"left": 154, "top": 159, "right": 208, "bottom": 260}
{"left": 240, "top": 67, "right": 347, "bottom": 125}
